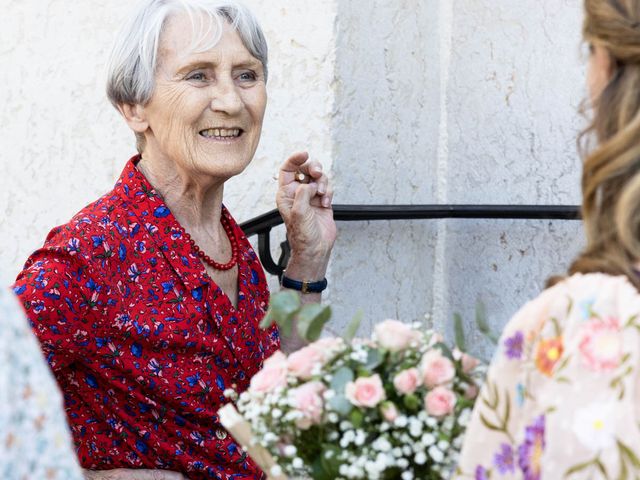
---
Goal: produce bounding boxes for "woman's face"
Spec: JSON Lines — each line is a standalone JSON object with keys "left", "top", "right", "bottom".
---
{"left": 587, "top": 43, "right": 613, "bottom": 103}
{"left": 139, "top": 13, "right": 267, "bottom": 181}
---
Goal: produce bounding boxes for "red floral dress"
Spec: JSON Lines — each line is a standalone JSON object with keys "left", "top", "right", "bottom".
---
{"left": 14, "top": 156, "right": 279, "bottom": 479}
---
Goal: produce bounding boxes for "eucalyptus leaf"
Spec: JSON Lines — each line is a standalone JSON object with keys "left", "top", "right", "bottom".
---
{"left": 453, "top": 312, "right": 466, "bottom": 351}
{"left": 297, "top": 304, "right": 332, "bottom": 342}
{"left": 260, "top": 291, "right": 300, "bottom": 336}
{"left": 365, "top": 348, "right": 384, "bottom": 370}
{"left": 328, "top": 395, "right": 353, "bottom": 416}
{"left": 330, "top": 366, "right": 354, "bottom": 392}
{"left": 343, "top": 309, "right": 363, "bottom": 343}
{"left": 476, "top": 301, "right": 499, "bottom": 345}
{"left": 431, "top": 342, "right": 454, "bottom": 361}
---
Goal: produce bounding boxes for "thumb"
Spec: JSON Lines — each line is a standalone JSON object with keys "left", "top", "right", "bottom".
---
{"left": 291, "top": 183, "right": 319, "bottom": 216}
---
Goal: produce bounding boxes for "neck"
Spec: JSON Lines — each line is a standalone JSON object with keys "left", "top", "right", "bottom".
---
{"left": 137, "top": 152, "right": 225, "bottom": 234}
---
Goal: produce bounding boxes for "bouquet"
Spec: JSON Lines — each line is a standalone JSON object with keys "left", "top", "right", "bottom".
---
{"left": 219, "top": 292, "right": 484, "bottom": 480}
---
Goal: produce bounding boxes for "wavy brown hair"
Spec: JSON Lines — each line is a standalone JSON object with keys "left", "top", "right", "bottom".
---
{"left": 564, "top": 0, "right": 640, "bottom": 289}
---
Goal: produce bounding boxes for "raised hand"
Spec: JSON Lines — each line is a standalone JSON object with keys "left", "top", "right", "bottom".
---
{"left": 276, "top": 151, "right": 336, "bottom": 279}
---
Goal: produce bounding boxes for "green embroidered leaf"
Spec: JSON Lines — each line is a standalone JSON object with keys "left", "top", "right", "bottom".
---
{"left": 550, "top": 317, "right": 562, "bottom": 337}
{"left": 566, "top": 298, "right": 574, "bottom": 317}
{"left": 594, "top": 458, "right": 609, "bottom": 478}
{"left": 624, "top": 314, "right": 638, "bottom": 328}
{"left": 479, "top": 413, "right": 503, "bottom": 433}
{"left": 618, "top": 440, "right": 640, "bottom": 467}
{"left": 564, "top": 459, "right": 596, "bottom": 477}
{"left": 503, "top": 392, "right": 511, "bottom": 429}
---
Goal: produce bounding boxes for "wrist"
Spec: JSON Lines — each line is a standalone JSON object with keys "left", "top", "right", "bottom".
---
{"left": 285, "top": 251, "right": 330, "bottom": 280}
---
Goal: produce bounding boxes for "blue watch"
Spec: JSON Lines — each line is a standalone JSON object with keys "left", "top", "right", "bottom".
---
{"left": 281, "top": 275, "right": 328, "bottom": 293}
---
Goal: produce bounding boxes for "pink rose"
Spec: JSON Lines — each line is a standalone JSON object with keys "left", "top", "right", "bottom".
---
{"left": 393, "top": 368, "right": 422, "bottom": 395}
{"left": 380, "top": 401, "right": 399, "bottom": 422}
{"left": 461, "top": 353, "right": 480, "bottom": 373}
{"left": 424, "top": 386, "right": 456, "bottom": 417}
{"left": 427, "top": 332, "right": 444, "bottom": 347}
{"left": 373, "top": 320, "right": 421, "bottom": 352}
{"left": 421, "top": 350, "right": 456, "bottom": 388}
{"left": 287, "top": 345, "right": 326, "bottom": 380}
{"left": 249, "top": 351, "right": 288, "bottom": 393}
{"left": 345, "top": 374, "right": 386, "bottom": 408}
{"left": 578, "top": 317, "right": 623, "bottom": 371}
{"left": 309, "top": 337, "right": 345, "bottom": 357}
{"left": 290, "top": 381, "right": 325, "bottom": 429}
{"left": 464, "top": 383, "right": 479, "bottom": 400}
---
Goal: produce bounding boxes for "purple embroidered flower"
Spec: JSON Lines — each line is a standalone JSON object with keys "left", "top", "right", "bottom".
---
{"left": 518, "top": 415, "right": 545, "bottom": 480}
{"left": 493, "top": 443, "right": 516, "bottom": 474}
{"left": 504, "top": 331, "right": 524, "bottom": 359}
{"left": 475, "top": 465, "right": 489, "bottom": 480}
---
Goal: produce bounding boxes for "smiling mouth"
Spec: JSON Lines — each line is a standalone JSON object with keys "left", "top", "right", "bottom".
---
{"left": 199, "top": 128, "right": 243, "bottom": 139}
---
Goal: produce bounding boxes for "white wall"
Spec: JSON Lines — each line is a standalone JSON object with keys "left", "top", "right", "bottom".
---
{"left": 1, "top": 0, "right": 586, "bottom": 359}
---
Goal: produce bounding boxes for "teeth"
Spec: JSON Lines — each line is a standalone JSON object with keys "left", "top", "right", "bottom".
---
{"left": 201, "top": 128, "right": 241, "bottom": 138}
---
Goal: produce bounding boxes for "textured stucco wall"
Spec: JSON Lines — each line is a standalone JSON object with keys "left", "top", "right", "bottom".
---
{"left": 1, "top": 0, "right": 587, "bottom": 360}
{"left": 328, "top": 0, "right": 585, "bottom": 359}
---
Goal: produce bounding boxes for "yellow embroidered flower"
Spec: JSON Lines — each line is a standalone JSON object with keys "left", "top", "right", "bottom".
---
{"left": 534, "top": 337, "right": 563, "bottom": 376}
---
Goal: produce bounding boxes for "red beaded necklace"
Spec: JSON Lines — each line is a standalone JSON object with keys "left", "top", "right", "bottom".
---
{"left": 183, "top": 212, "right": 238, "bottom": 271}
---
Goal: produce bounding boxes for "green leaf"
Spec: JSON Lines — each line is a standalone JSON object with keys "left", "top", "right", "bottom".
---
{"left": 479, "top": 413, "right": 503, "bottom": 432}
{"left": 364, "top": 348, "right": 384, "bottom": 370}
{"left": 260, "top": 291, "right": 300, "bottom": 337}
{"left": 343, "top": 309, "right": 363, "bottom": 343}
{"left": 327, "top": 395, "right": 353, "bottom": 416}
{"left": 453, "top": 312, "right": 466, "bottom": 351}
{"left": 431, "top": 342, "right": 455, "bottom": 362}
{"left": 403, "top": 393, "right": 421, "bottom": 411}
{"left": 297, "top": 304, "right": 332, "bottom": 342}
{"left": 319, "top": 444, "right": 342, "bottom": 479}
{"left": 330, "top": 367, "right": 354, "bottom": 393}
{"left": 311, "top": 456, "right": 333, "bottom": 480}
{"left": 476, "top": 302, "right": 499, "bottom": 344}
{"left": 349, "top": 408, "right": 364, "bottom": 428}
{"left": 564, "top": 459, "right": 596, "bottom": 477}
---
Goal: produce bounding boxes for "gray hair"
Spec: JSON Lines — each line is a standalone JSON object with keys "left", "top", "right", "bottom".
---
{"left": 106, "top": 0, "right": 268, "bottom": 110}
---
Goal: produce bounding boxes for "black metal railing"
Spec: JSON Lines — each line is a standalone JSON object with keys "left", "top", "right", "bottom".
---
{"left": 240, "top": 204, "right": 581, "bottom": 278}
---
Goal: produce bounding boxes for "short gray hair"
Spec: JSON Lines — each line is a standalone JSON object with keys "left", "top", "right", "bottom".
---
{"left": 106, "top": 0, "right": 268, "bottom": 110}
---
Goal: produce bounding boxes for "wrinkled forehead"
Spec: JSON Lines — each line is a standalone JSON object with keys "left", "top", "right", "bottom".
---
{"left": 157, "top": 10, "right": 231, "bottom": 65}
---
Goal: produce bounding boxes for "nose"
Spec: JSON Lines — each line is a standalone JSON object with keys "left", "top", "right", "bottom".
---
{"left": 210, "top": 78, "right": 243, "bottom": 115}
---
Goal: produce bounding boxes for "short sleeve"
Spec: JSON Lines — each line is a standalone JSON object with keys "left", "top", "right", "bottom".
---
{"left": 13, "top": 248, "right": 93, "bottom": 372}
{"left": 0, "top": 288, "right": 84, "bottom": 479}
{"left": 455, "top": 273, "right": 640, "bottom": 479}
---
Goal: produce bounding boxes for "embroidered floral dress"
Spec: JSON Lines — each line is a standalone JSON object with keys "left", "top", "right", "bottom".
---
{"left": 14, "top": 156, "right": 279, "bottom": 479}
{"left": 455, "top": 273, "right": 640, "bottom": 479}
{"left": 0, "top": 287, "right": 83, "bottom": 479}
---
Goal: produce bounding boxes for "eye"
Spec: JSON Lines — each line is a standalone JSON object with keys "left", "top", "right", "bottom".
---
{"left": 186, "top": 71, "right": 207, "bottom": 82}
{"left": 237, "top": 71, "right": 258, "bottom": 82}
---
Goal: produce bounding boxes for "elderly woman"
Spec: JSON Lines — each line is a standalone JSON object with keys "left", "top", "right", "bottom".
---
{"left": 14, "top": 1, "right": 335, "bottom": 479}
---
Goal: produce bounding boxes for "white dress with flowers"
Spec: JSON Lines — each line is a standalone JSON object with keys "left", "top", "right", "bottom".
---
{"left": 455, "top": 273, "right": 640, "bottom": 479}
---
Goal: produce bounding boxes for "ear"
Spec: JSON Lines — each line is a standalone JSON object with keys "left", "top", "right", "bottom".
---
{"left": 117, "top": 103, "right": 149, "bottom": 134}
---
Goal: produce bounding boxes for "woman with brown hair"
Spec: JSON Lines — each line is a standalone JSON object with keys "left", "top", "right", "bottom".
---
{"left": 455, "top": 1, "right": 640, "bottom": 478}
